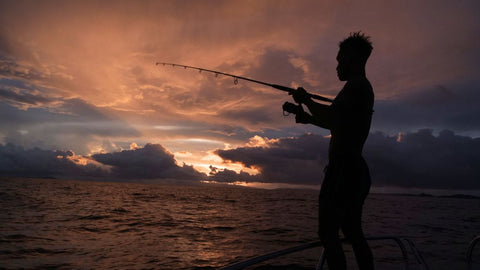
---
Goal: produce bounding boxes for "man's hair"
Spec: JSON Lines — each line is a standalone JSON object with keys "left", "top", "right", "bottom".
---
{"left": 339, "top": 31, "right": 373, "bottom": 64}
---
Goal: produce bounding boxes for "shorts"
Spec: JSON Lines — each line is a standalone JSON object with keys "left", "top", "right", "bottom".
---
{"left": 319, "top": 156, "right": 371, "bottom": 218}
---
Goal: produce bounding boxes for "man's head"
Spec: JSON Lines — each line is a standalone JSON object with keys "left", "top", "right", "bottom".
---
{"left": 336, "top": 32, "right": 373, "bottom": 81}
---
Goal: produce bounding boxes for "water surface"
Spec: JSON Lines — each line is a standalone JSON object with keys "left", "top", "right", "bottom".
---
{"left": 0, "top": 178, "right": 478, "bottom": 269}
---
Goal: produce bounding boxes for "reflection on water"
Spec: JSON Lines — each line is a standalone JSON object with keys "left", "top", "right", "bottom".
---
{"left": 0, "top": 178, "right": 478, "bottom": 269}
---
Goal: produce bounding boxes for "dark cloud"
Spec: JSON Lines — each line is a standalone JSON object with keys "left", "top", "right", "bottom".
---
{"left": 0, "top": 55, "right": 43, "bottom": 81}
{"left": 2, "top": 129, "right": 479, "bottom": 190}
{"left": 0, "top": 88, "right": 52, "bottom": 106}
{"left": 214, "top": 134, "right": 330, "bottom": 184}
{"left": 0, "top": 143, "right": 107, "bottom": 179}
{"left": 365, "top": 129, "right": 480, "bottom": 190}
{"left": 92, "top": 143, "right": 205, "bottom": 181}
{"left": 0, "top": 79, "right": 56, "bottom": 107}
{"left": 208, "top": 165, "right": 261, "bottom": 183}
{"left": 373, "top": 82, "right": 480, "bottom": 133}
{"left": 212, "top": 130, "right": 480, "bottom": 190}
{"left": 0, "top": 143, "right": 205, "bottom": 182}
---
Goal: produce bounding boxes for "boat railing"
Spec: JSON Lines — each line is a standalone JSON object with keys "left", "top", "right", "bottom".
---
{"left": 315, "top": 236, "right": 429, "bottom": 270}
{"left": 220, "top": 235, "right": 428, "bottom": 270}
{"left": 467, "top": 235, "right": 480, "bottom": 270}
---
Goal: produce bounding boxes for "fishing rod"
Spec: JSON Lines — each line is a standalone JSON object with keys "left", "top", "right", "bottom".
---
{"left": 155, "top": 62, "right": 333, "bottom": 103}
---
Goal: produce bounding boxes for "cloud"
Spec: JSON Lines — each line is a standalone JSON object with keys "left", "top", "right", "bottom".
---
{"left": 373, "top": 83, "right": 480, "bottom": 134}
{"left": 0, "top": 95, "right": 140, "bottom": 154}
{"left": 92, "top": 143, "right": 205, "bottom": 181}
{"left": 2, "top": 0, "right": 477, "bottom": 120}
{"left": 366, "top": 129, "right": 480, "bottom": 190}
{"left": 0, "top": 143, "right": 107, "bottom": 179}
{"left": 214, "top": 134, "right": 330, "bottom": 184}
{"left": 211, "top": 130, "right": 480, "bottom": 190}
{"left": 1, "top": 129, "right": 479, "bottom": 191}
{"left": 208, "top": 165, "right": 261, "bottom": 183}
{"left": 0, "top": 85, "right": 55, "bottom": 108}
{"left": 0, "top": 143, "right": 205, "bottom": 182}
{"left": 0, "top": 56, "right": 45, "bottom": 82}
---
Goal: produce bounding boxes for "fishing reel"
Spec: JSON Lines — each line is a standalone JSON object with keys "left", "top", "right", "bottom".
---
{"left": 282, "top": 101, "right": 304, "bottom": 116}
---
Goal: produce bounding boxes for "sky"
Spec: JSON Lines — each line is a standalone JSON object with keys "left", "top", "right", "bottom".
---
{"left": 0, "top": 0, "right": 479, "bottom": 193}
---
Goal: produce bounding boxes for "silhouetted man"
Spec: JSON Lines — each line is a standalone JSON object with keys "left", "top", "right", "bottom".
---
{"left": 290, "top": 32, "right": 374, "bottom": 270}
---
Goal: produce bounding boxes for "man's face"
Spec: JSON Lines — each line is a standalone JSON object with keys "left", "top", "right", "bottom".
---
{"left": 336, "top": 50, "right": 351, "bottom": 81}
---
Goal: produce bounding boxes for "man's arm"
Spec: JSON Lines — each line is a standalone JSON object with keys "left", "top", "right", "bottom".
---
{"left": 292, "top": 88, "right": 333, "bottom": 130}
{"left": 303, "top": 99, "right": 333, "bottom": 129}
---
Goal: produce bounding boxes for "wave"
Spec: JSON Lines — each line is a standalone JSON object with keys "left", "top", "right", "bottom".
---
{"left": 77, "top": 214, "right": 110, "bottom": 220}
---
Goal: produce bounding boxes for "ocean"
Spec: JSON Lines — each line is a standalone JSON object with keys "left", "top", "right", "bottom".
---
{"left": 0, "top": 178, "right": 478, "bottom": 269}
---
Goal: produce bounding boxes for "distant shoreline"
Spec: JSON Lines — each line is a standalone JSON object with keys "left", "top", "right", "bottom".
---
{"left": 374, "top": 192, "right": 480, "bottom": 200}
{"left": 1, "top": 176, "right": 480, "bottom": 199}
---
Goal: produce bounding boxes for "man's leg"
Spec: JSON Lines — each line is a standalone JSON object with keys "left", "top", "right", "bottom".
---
{"left": 318, "top": 196, "right": 346, "bottom": 270}
{"left": 342, "top": 203, "right": 374, "bottom": 270}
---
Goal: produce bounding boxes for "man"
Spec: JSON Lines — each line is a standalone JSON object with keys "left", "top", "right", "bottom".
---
{"left": 290, "top": 32, "right": 374, "bottom": 270}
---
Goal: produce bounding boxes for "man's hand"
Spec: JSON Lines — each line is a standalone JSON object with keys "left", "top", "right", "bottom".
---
{"left": 295, "top": 111, "right": 312, "bottom": 124}
{"left": 292, "top": 87, "right": 312, "bottom": 104}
